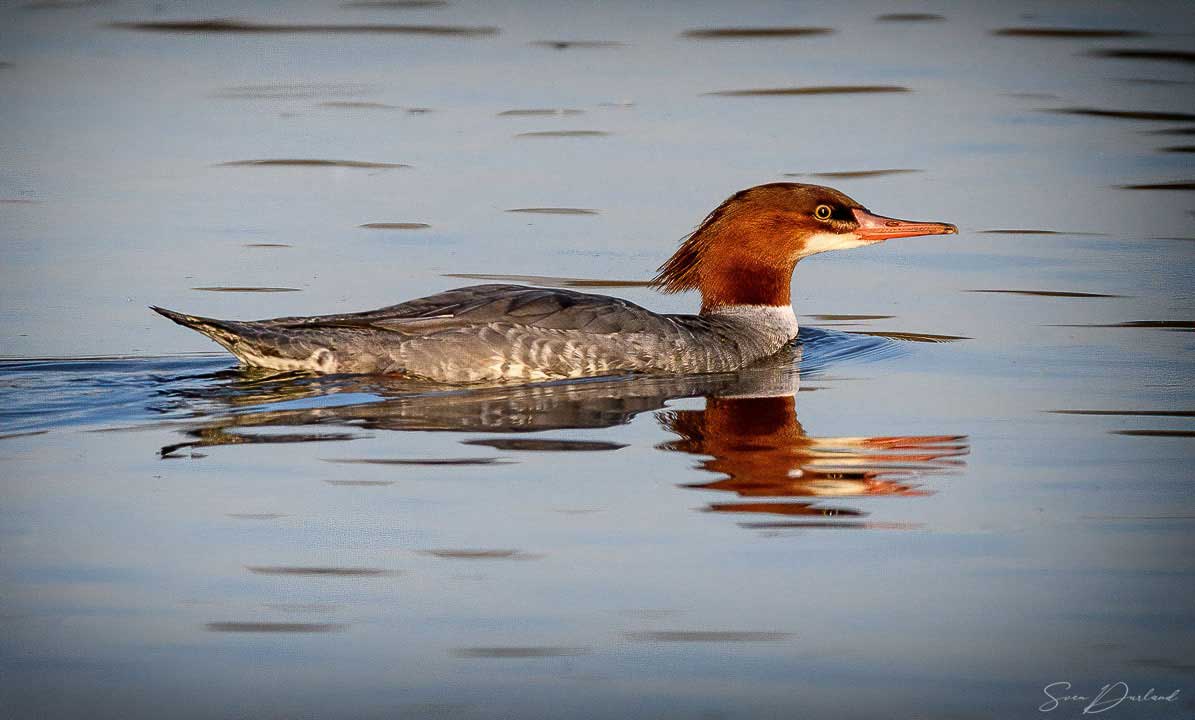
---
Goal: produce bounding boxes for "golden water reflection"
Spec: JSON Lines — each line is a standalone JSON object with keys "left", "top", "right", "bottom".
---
{"left": 156, "top": 343, "right": 967, "bottom": 529}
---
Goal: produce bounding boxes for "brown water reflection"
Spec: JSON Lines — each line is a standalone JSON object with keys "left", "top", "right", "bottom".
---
{"left": 160, "top": 429, "right": 364, "bottom": 457}
{"left": 220, "top": 159, "right": 409, "bottom": 169}
{"left": 205, "top": 622, "right": 346, "bottom": 633}
{"left": 322, "top": 456, "right": 510, "bottom": 466}
{"left": 704, "top": 502, "right": 863, "bottom": 517}
{"left": 340, "top": 0, "right": 449, "bottom": 8}
{"left": 246, "top": 566, "right": 391, "bottom": 576}
{"left": 1111, "top": 430, "right": 1195, "bottom": 438}
{"left": 503, "top": 208, "right": 599, "bottom": 215}
{"left": 707, "top": 85, "right": 909, "bottom": 97}
{"left": 3, "top": 1, "right": 1192, "bottom": 714}
{"left": 875, "top": 13, "right": 944, "bottom": 22}
{"left": 992, "top": 27, "right": 1147, "bottom": 38}
{"left": 462, "top": 438, "right": 626, "bottom": 451}
{"left": 528, "top": 41, "right": 624, "bottom": 50}
{"left": 1049, "top": 409, "right": 1195, "bottom": 417}
{"left": 360, "top": 222, "right": 431, "bottom": 230}
{"left": 1052, "top": 320, "right": 1194, "bottom": 331}
{"left": 192, "top": 286, "right": 302, "bottom": 293}
{"left": 739, "top": 520, "right": 920, "bottom": 530}
{"left": 515, "top": 130, "right": 609, "bottom": 138}
{"left": 1119, "top": 181, "right": 1195, "bottom": 190}
{"left": 153, "top": 345, "right": 966, "bottom": 530}
{"left": 807, "top": 314, "right": 894, "bottom": 321}
{"left": 626, "top": 631, "right": 792, "bottom": 642}
{"left": 787, "top": 169, "right": 921, "bottom": 180}
{"left": 1049, "top": 107, "right": 1195, "bottom": 123}
{"left": 1089, "top": 48, "right": 1195, "bottom": 64}
{"left": 110, "top": 19, "right": 499, "bottom": 36}
{"left": 681, "top": 27, "right": 833, "bottom": 39}
{"left": 967, "top": 289, "right": 1123, "bottom": 298}
{"left": 662, "top": 394, "right": 963, "bottom": 515}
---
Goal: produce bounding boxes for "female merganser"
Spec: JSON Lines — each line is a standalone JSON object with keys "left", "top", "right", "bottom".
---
{"left": 153, "top": 183, "right": 956, "bottom": 382}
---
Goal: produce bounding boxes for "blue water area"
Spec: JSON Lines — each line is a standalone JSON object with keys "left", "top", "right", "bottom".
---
{"left": 2, "top": 0, "right": 1193, "bottom": 718}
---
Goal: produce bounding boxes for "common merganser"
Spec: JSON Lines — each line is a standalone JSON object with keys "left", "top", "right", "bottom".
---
{"left": 153, "top": 183, "right": 956, "bottom": 382}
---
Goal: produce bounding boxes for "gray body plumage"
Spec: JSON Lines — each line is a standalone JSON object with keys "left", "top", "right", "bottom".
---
{"left": 152, "top": 284, "right": 799, "bottom": 383}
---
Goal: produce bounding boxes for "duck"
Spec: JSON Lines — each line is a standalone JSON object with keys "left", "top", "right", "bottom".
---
{"left": 152, "top": 182, "right": 956, "bottom": 382}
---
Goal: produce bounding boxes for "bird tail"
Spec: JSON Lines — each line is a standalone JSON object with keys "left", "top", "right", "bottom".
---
{"left": 150, "top": 306, "right": 344, "bottom": 373}
{"left": 150, "top": 306, "right": 255, "bottom": 355}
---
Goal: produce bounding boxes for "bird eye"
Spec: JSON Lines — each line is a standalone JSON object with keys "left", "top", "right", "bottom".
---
{"left": 814, "top": 204, "right": 833, "bottom": 221}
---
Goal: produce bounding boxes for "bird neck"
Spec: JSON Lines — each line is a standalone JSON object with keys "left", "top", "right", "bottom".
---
{"left": 696, "top": 259, "right": 795, "bottom": 314}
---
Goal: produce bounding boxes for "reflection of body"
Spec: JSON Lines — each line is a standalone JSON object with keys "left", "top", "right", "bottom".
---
{"left": 651, "top": 349, "right": 966, "bottom": 520}
{"left": 662, "top": 395, "right": 964, "bottom": 504}
{"left": 154, "top": 184, "right": 954, "bottom": 380}
{"left": 161, "top": 340, "right": 966, "bottom": 527}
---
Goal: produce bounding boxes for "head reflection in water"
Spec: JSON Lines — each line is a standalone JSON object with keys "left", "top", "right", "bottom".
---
{"left": 156, "top": 333, "right": 967, "bottom": 530}
{"left": 658, "top": 393, "right": 966, "bottom": 529}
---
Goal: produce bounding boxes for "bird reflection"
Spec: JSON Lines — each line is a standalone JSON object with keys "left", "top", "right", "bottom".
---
{"left": 660, "top": 394, "right": 965, "bottom": 525}
{"left": 155, "top": 329, "right": 966, "bottom": 527}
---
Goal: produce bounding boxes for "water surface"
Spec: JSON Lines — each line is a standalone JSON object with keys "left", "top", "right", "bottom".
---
{"left": 1, "top": 1, "right": 1193, "bottom": 718}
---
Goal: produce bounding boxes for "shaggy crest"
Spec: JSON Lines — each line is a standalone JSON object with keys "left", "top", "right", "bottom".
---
{"left": 651, "top": 190, "right": 749, "bottom": 294}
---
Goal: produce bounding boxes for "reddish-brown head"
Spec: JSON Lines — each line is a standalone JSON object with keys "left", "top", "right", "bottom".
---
{"left": 652, "top": 183, "right": 957, "bottom": 313}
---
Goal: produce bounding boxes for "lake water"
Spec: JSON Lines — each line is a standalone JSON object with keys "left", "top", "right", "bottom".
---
{"left": 1, "top": 1, "right": 1193, "bottom": 718}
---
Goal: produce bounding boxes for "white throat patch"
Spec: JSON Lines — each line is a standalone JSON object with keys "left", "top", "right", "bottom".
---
{"left": 801, "top": 231, "right": 868, "bottom": 256}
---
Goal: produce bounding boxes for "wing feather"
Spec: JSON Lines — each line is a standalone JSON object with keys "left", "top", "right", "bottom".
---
{"left": 250, "top": 285, "right": 674, "bottom": 335}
